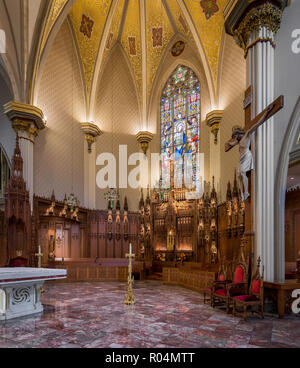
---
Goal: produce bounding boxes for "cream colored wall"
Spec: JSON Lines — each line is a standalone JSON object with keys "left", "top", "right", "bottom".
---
{"left": 148, "top": 38, "right": 212, "bottom": 187}
{"left": 219, "top": 34, "right": 246, "bottom": 202}
{"left": 0, "top": 76, "right": 14, "bottom": 162}
{"left": 94, "top": 44, "right": 141, "bottom": 211}
{"left": 34, "top": 21, "right": 85, "bottom": 203}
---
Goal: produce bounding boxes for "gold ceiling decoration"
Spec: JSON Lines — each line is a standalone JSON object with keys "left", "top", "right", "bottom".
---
{"left": 146, "top": 0, "right": 174, "bottom": 100}
{"left": 69, "top": 0, "right": 113, "bottom": 98}
{"left": 45, "top": 0, "right": 229, "bottom": 111}
{"left": 121, "top": 0, "right": 143, "bottom": 104}
{"left": 184, "top": 0, "right": 228, "bottom": 90}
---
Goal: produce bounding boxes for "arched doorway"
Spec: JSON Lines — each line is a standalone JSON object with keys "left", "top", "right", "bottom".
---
{"left": 275, "top": 98, "right": 300, "bottom": 282}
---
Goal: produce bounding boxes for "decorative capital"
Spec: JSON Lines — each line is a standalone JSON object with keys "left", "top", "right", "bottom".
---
{"left": 3, "top": 101, "right": 46, "bottom": 142}
{"left": 80, "top": 122, "right": 103, "bottom": 153}
{"left": 136, "top": 131, "right": 154, "bottom": 155}
{"left": 224, "top": 0, "right": 289, "bottom": 56}
{"left": 206, "top": 110, "right": 224, "bottom": 145}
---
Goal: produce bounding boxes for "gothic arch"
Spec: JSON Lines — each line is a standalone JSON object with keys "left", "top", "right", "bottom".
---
{"left": 274, "top": 97, "right": 300, "bottom": 282}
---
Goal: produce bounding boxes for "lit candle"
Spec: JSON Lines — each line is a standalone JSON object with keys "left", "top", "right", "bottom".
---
{"left": 39, "top": 246, "right": 41, "bottom": 254}
{"left": 129, "top": 243, "right": 132, "bottom": 255}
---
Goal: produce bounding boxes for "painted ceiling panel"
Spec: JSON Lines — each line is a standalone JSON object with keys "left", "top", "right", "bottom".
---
{"left": 121, "top": 0, "right": 142, "bottom": 103}
{"left": 146, "top": 0, "right": 175, "bottom": 99}
{"left": 184, "top": 0, "right": 227, "bottom": 91}
{"left": 69, "top": 0, "right": 113, "bottom": 97}
{"left": 165, "top": 0, "right": 193, "bottom": 43}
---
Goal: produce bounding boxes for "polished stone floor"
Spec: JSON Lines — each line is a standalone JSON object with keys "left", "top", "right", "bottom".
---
{"left": 0, "top": 281, "right": 299, "bottom": 348}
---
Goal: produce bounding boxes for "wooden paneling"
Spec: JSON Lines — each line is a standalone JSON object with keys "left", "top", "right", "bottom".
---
{"left": 163, "top": 268, "right": 215, "bottom": 292}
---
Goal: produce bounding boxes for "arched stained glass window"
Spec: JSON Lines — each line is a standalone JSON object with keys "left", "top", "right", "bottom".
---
{"left": 160, "top": 65, "right": 200, "bottom": 189}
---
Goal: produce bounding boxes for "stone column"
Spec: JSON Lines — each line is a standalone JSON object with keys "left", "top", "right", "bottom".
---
{"left": 80, "top": 122, "right": 103, "bottom": 209}
{"left": 3, "top": 101, "right": 46, "bottom": 207}
{"left": 225, "top": 0, "right": 288, "bottom": 282}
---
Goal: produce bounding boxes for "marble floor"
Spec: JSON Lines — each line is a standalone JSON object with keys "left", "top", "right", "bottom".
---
{"left": 0, "top": 281, "right": 299, "bottom": 348}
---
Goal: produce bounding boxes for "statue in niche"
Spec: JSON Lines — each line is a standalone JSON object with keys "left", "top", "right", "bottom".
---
{"left": 107, "top": 203, "right": 113, "bottom": 241}
{"left": 167, "top": 229, "right": 175, "bottom": 252}
{"left": 48, "top": 235, "right": 55, "bottom": 262}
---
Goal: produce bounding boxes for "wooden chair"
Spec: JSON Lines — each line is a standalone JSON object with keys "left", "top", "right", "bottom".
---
{"left": 203, "top": 257, "right": 228, "bottom": 305}
{"left": 232, "top": 257, "right": 264, "bottom": 321}
{"left": 212, "top": 241, "right": 249, "bottom": 313}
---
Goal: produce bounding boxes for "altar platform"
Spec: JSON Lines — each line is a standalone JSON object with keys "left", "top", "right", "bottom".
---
{"left": 0, "top": 268, "right": 67, "bottom": 321}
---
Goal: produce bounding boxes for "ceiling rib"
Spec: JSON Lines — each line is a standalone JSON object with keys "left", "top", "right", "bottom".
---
{"left": 117, "top": 0, "right": 129, "bottom": 42}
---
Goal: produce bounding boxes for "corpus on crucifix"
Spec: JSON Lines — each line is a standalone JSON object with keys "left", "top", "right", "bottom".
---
{"left": 225, "top": 90, "right": 284, "bottom": 203}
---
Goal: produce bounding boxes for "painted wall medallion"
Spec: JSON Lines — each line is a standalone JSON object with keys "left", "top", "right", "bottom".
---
{"left": 152, "top": 27, "right": 163, "bottom": 48}
{"left": 171, "top": 41, "right": 185, "bottom": 57}
{"left": 200, "top": 0, "right": 219, "bottom": 20}
{"left": 80, "top": 14, "right": 94, "bottom": 38}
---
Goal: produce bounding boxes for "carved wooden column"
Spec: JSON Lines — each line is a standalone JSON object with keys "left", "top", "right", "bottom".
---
{"left": 225, "top": 0, "right": 288, "bottom": 281}
{"left": 4, "top": 102, "right": 46, "bottom": 208}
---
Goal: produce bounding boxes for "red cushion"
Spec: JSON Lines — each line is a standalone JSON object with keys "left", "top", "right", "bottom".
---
{"left": 219, "top": 274, "right": 225, "bottom": 281}
{"left": 215, "top": 289, "right": 226, "bottom": 296}
{"left": 234, "top": 266, "right": 244, "bottom": 283}
{"left": 235, "top": 295, "right": 258, "bottom": 302}
{"left": 252, "top": 279, "right": 260, "bottom": 294}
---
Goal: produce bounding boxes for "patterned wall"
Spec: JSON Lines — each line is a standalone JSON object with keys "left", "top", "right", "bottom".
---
{"left": 219, "top": 34, "right": 246, "bottom": 202}
{"left": 35, "top": 21, "right": 85, "bottom": 203}
{"left": 94, "top": 45, "right": 141, "bottom": 211}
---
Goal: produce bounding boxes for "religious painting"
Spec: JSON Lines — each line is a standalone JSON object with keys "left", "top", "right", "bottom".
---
{"left": 128, "top": 36, "right": 137, "bottom": 56}
{"left": 171, "top": 41, "right": 185, "bottom": 57}
{"left": 80, "top": 14, "right": 94, "bottom": 39}
{"left": 152, "top": 27, "right": 163, "bottom": 48}
{"left": 106, "top": 32, "right": 113, "bottom": 49}
{"left": 200, "top": 0, "right": 219, "bottom": 20}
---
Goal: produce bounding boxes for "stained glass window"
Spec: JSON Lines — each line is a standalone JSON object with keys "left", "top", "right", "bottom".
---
{"left": 160, "top": 66, "right": 200, "bottom": 189}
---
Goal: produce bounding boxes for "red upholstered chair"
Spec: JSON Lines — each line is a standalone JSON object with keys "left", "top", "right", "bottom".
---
{"left": 203, "top": 257, "right": 228, "bottom": 305}
{"left": 9, "top": 257, "right": 28, "bottom": 267}
{"left": 212, "top": 244, "right": 249, "bottom": 313}
{"left": 233, "top": 257, "right": 264, "bottom": 321}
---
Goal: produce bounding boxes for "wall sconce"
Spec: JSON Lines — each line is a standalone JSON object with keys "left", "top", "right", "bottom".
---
{"left": 206, "top": 110, "right": 224, "bottom": 145}
{"left": 136, "top": 131, "right": 154, "bottom": 155}
{"left": 80, "top": 122, "right": 103, "bottom": 153}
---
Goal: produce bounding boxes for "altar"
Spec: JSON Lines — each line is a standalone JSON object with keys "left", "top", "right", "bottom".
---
{"left": 0, "top": 268, "right": 67, "bottom": 321}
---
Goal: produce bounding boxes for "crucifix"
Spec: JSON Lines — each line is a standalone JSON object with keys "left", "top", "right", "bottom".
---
{"left": 35, "top": 246, "right": 44, "bottom": 269}
{"left": 124, "top": 244, "right": 135, "bottom": 306}
{"left": 225, "top": 87, "right": 284, "bottom": 254}
{"left": 225, "top": 87, "right": 284, "bottom": 203}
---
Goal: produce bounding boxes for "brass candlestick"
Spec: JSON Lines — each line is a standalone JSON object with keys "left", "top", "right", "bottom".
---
{"left": 35, "top": 246, "right": 45, "bottom": 294}
{"left": 124, "top": 244, "right": 135, "bottom": 306}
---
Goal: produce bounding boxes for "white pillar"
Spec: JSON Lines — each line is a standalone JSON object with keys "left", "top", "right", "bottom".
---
{"left": 18, "top": 131, "right": 34, "bottom": 205}
{"left": 84, "top": 140, "right": 97, "bottom": 209}
{"left": 247, "top": 27, "right": 276, "bottom": 281}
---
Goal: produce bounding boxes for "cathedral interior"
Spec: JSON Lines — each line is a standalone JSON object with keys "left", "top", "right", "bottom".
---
{"left": 0, "top": 0, "right": 299, "bottom": 349}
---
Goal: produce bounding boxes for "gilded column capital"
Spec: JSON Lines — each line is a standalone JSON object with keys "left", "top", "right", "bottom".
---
{"left": 80, "top": 122, "right": 103, "bottom": 153}
{"left": 136, "top": 131, "right": 154, "bottom": 155}
{"left": 224, "top": 0, "right": 289, "bottom": 56}
{"left": 3, "top": 101, "right": 46, "bottom": 143}
{"left": 206, "top": 110, "right": 224, "bottom": 145}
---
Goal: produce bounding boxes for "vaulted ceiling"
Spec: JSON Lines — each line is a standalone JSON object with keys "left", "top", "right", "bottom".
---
{"left": 67, "top": 0, "right": 227, "bottom": 110}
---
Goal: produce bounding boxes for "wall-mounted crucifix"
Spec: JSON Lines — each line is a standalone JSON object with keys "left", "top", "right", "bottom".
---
{"left": 225, "top": 87, "right": 284, "bottom": 203}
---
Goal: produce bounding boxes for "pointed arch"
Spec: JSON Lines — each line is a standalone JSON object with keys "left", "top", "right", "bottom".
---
{"left": 274, "top": 97, "right": 300, "bottom": 282}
